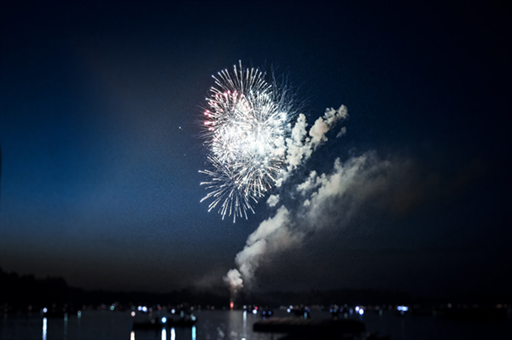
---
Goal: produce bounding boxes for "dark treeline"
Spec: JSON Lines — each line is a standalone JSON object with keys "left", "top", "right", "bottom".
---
{"left": 237, "top": 290, "right": 512, "bottom": 307}
{"left": 1, "top": 268, "right": 510, "bottom": 313}
{"left": 1, "top": 267, "right": 68, "bottom": 307}
{"left": 0, "top": 268, "right": 229, "bottom": 311}
{"left": 237, "top": 289, "right": 412, "bottom": 307}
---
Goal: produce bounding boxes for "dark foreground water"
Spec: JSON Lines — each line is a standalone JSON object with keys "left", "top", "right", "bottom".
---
{"left": 1, "top": 309, "right": 511, "bottom": 340}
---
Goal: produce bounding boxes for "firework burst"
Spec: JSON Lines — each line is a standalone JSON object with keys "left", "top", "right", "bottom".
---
{"left": 200, "top": 62, "right": 294, "bottom": 222}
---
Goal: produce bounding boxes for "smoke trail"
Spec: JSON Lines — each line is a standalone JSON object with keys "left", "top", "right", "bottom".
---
{"left": 224, "top": 104, "right": 360, "bottom": 294}
{"left": 229, "top": 152, "right": 399, "bottom": 289}
{"left": 277, "top": 105, "right": 348, "bottom": 188}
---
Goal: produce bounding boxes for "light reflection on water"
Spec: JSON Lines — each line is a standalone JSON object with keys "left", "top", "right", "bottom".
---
{"left": 1, "top": 309, "right": 510, "bottom": 340}
{"left": 42, "top": 317, "right": 47, "bottom": 340}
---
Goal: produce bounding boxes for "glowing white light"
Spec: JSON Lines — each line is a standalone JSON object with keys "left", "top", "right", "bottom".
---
{"left": 131, "top": 311, "right": 136, "bottom": 317}
{"left": 171, "top": 309, "right": 175, "bottom": 314}
{"left": 43, "top": 307, "right": 48, "bottom": 313}
{"left": 252, "top": 310, "right": 257, "bottom": 315}
{"left": 191, "top": 314, "right": 196, "bottom": 321}
{"left": 397, "top": 305, "right": 409, "bottom": 312}
{"left": 42, "top": 317, "right": 47, "bottom": 340}
{"left": 161, "top": 317, "right": 167, "bottom": 324}
{"left": 355, "top": 306, "right": 360, "bottom": 312}
{"left": 142, "top": 306, "right": 148, "bottom": 313}
{"left": 200, "top": 62, "right": 295, "bottom": 222}
{"left": 359, "top": 309, "right": 364, "bottom": 315}
{"left": 161, "top": 328, "right": 167, "bottom": 340}
{"left": 138, "top": 306, "right": 142, "bottom": 311}
{"left": 130, "top": 331, "right": 135, "bottom": 340}
{"left": 192, "top": 326, "right": 196, "bottom": 340}
{"left": 171, "top": 327, "right": 176, "bottom": 340}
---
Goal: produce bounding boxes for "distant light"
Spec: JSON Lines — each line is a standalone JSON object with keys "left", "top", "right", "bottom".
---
{"left": 191, "top": 314, "right": 196, "bottom": 321}
{"left": 287, "top": 308, "right": 291, "bottom": 313}
{"left": 355, "top": 306, "right": 360, "bottom": 312}
{"left": 131, "top": 311, "right": 136, "bottom": 317}
{"left": 192, "top": 326, "right": 196, "bottom": 340}
{"left": 161, "top": 317, "right": 167, "bottom": 324}
{"left": 138, "top": 306, "right": 142, "bottom": 311}
{"left": 171, "top": 309, "right": 175, "bottom": 314}
{"left": 397, "top": 306, "right": 409, "bottom": 312}
{"left": 43, "top": 308, "right": 48, "bottom": 313}
{"left": 142, "top": 306, "right": 148, "bottom": 313}
{"left": 359, "top": 309, "right": 364, "bottom": 315}
{"left": 64, "top": 313, "right": 68, "bottom": 322}
{"left": 230, "top": 302, "right": 234, "bottom": 309}
{"left": 161, "top": 328, "right": 167, "bottom": 340}
{"left": 171, "top": 327, "right": 176, "bottom": 340}
{"left": 130, "top": 331, "right": 135, "bottom": 340}
{"left": 77, "top": 311, "right": 82, "bottom": 318}
{"left": 110, "top": 305, "right": 115, "bottom": 311}
{"left": 252, "top": 310, "right": 257, "bottom": 315}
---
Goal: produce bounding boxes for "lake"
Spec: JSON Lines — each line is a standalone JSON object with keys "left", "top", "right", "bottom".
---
{"left": 1, "top": 308, "right": 511, "bottom": 339}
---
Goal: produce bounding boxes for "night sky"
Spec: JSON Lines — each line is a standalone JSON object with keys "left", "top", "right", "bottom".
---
{"left": 1, "top": 1, "right": 510, "bottom": 297}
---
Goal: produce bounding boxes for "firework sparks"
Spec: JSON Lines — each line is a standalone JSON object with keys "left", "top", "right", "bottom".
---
{"left": 200, "top": 62, "right": 293, "bottom": 222}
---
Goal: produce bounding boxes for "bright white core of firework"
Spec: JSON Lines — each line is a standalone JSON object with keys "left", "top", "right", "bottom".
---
{"left": 200, "top": 62, "right": 290, "bottom": 222}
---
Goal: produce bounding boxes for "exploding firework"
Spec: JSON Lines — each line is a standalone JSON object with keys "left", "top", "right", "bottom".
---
{"left": 200, "top": 62, "right": 295, "bottom": 222}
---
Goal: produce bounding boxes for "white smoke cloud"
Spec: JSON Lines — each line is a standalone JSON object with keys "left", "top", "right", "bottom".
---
{"left": 266, "top": 194, "right": 280, "bottom": 207}
{"left": 224, "top": 269, "right": 243, "bottom": 297}
{"left": 336, "top": 126, "right": 347, "bottom": 138}
{"left": 284, "top": 105, "right": 348, "bottom": 174}
{"left": 309, "top": 105, "right": 348, "bottom": 147}
{"left": 226, "top": 150, "right": 403, "bottom": 291}
{"left": 224, "top": 104, "right": 400, "bottom": 294}
{"left": 234, "top": 206, "right": 292, "bottom": 285}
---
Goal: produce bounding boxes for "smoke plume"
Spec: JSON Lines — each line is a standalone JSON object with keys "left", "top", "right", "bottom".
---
{"left": 224, "top": 105, "right": 351, "bottom": 294}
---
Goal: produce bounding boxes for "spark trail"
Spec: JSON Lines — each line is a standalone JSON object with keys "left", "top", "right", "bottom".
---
{"left": 199, "top": 62, "right": 294, "bottom": 222}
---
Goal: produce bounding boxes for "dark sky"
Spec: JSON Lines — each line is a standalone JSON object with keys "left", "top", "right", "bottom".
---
{"left": 1, "top": 0, "right": 511, "bottom": 297}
